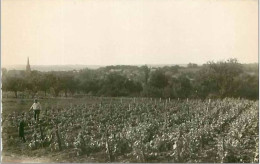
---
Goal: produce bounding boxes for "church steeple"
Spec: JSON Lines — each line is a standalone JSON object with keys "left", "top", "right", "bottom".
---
{"left": 26, "top": 57, "right": 31, "bottom": 74}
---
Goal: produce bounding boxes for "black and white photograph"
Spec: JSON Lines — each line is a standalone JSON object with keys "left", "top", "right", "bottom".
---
{"left": 1, "top": 0, "right": 259, "bottom": 163}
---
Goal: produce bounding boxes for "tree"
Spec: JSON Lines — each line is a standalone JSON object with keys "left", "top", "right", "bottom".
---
{"left": 2, "top": 68, "right": 7, "bottom": 78}
{"left": 98, "top": 73, "right": 142, "bottom": 97}
{"left": 149, "top": 69, "right": 168, "bottom": 89}
{"left": 99, "top": 73, "right": 128, "bottom": 97}
{"left": 60, "top": 73, "right": 78, "bottom": 97}
{"left": 124, "top": 79, "right": 143, "bottom": 95}
{"left": 236, "top": 73, "right": 258, "bottom": 99}
{"left": 140, "top": 65, "right": 150, "bottom": 85}
{"left": 26, "top": 71, "right": 42, "bottom": 97}
{"left": 78, "top": 69, "right": 100, "bottom": 95}
{"left": 38, "top": 73, "right": 53, "bottom": 97}
{"left": 47, "top": 72, "right": 63, "bottom": 97}
{"left": 196, "top": 58, "right": 243, "bottom": 98}
{"left": 176, "top": 75, "right": 192, "bottom": 98}
{"left": 2, "top": 76, "right": 26, "bottom": 98}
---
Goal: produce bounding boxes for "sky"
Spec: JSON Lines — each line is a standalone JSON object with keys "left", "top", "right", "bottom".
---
{"left": 2, "top": 0, "right": 258, "bottom": 66}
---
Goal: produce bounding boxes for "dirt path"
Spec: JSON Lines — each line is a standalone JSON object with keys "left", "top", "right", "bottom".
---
{"left": 1, "top": 149, "right": 106, "bottom": 163}
{"left": 2, "top": 153, "right": 52, "bottom": 163}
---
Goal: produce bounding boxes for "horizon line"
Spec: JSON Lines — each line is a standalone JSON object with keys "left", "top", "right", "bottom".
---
{"left": 3, "top": 61, "right": 259, "bottom": 66}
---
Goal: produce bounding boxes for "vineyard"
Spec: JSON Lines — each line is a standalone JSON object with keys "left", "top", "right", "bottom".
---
{"left": 2, "top": 97, "right": 259, "bottom": 163}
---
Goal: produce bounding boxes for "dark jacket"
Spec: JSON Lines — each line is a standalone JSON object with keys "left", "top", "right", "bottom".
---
{"left": 19, "top": 120, "right": 25, "bottom": 137}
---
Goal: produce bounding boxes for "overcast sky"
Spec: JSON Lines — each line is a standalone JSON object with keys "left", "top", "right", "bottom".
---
{"left": 2, "top": 0, "right": 258, "bottom": 66}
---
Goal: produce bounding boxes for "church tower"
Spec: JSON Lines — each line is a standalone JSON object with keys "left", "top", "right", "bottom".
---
{"left": 26, "top": 57, "right": 31, "bottom": 74}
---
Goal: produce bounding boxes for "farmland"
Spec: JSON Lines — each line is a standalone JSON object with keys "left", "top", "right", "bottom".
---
{"left": 2, "top": 97, "right": 259, "bottom": 163}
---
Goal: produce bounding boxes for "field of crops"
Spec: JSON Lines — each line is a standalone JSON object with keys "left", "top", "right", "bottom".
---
{"left": 2, "top": 97, "right": 259, "bottom": 163}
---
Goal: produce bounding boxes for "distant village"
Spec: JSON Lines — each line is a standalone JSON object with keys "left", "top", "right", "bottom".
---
{"left": 3, "top": 57, "right": 195, "bottom": 81}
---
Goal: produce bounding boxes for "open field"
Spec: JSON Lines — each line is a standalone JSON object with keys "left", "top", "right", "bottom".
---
{"left": 2, "top": 97, "right": 259, "bottom": 163}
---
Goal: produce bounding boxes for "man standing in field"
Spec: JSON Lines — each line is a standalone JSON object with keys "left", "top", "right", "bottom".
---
{"left": 29, "top": 99, "right": 42, "bottom": 121}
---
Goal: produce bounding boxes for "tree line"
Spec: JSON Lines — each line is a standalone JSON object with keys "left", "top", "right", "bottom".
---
{"left": 2, "top": 59, "right": 258, "bottom": 100}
